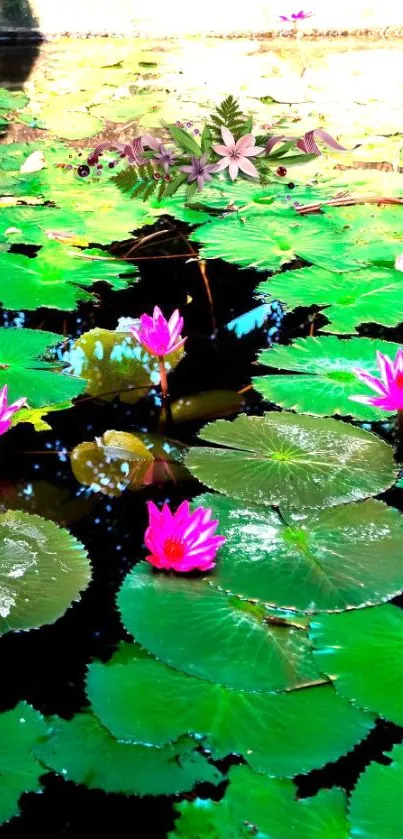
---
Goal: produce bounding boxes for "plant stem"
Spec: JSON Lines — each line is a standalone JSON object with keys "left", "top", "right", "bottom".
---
{"left": 159, "top": 356, "right": 172, "bottom": 431}
{"left": 397, "top": 410, "right": 403, "bottom": 439}
{"left": 309, "top": 313, "right": 317, "bottom": 337}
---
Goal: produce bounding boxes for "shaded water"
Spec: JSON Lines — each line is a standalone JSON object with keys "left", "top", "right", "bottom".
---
{"left": 1, "top": 36, "right": 403, "bottom": 837}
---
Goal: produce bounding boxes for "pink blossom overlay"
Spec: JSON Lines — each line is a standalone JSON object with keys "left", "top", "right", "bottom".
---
{"left": 213, "top": 127, "right": 265, "bottom": 181}
{"left": 129, "top": 307, "right": 186, "bottom": 358}
{"left": 145, "top": 500, "right": 226, "bottom": 573}
{"left": 350, "top": 348, "right": 403, "bottom": 412}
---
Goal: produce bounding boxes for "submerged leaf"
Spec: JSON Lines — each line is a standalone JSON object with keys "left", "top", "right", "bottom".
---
{"left": 70, "top": 327, "right": 184, "bottom": 403}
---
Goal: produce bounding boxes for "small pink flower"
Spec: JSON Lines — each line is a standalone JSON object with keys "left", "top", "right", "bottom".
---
{"left": 213, "top": 127, "right": 265, "bottom": 181}
{"left": 279, "top": 10, "right": 314, "bottom": 22}
{"left": 145, "top": 500, "right": 226, "bottom": 573}
{"left": 0, "top": 386, "right": 27, "bottom": 435}
{"left": 129, "top": 307, "right": 186, "bottom": 358}
{"left": 350, "top": 348, "right": 403, "bottom": 412}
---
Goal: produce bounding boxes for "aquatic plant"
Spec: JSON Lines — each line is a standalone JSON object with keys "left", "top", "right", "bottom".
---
{"left": 144, "top": 500, "right": 226, "bottom": 572}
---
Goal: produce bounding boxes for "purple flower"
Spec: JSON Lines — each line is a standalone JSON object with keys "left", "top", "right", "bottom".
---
{"left": 142, "top": 134, "right": 177, "bottom": 172}
{"left": 180, "top": 154, "right": 218, "bottom": 191}
{"left": 279, "top": 10, "right": 314, "bottom": 22}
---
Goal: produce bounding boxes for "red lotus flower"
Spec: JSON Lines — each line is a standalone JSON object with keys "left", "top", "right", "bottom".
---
{"left": 350, "top": 349, "right": 403, "bottom": 412}
{"left": 129, "top": 307, "right": 186, "bottom": 358}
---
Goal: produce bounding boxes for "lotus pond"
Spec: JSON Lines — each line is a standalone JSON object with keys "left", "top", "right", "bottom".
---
{"left": 0, "top": 33, "right": 403, "bottom": 838}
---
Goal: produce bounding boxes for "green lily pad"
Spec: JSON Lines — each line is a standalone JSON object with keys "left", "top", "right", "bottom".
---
{"left": 0, "top": 510, "right": 91, "bottom": 633}
{"left": 117, "top": 562, "right": 320, "bottom": 693}
{"left": 35, "top": 712, "right": 222, "bottom": 796}
{"left": 70, "top": 326, "right": 184, "bottom": 403}
{"left": 0, "top": 242, "right": 136, "bottom": 310}
{"left": 310, "top": 605, "right": 403, "bottom": 725}
{"left": 185, "top": 412, "right": 397, "bottom": 510}
{"left": 0, "top": 702, "right": 47, "bottom": 826}
{"left": 172, "top": 767, "right": 348, "bottom": 838}
{"left": 254, "top": 336, "right": 401, "bottom": 421}
{"left": 224, "top": 766, "right": 348, "bottom": 839}
{"left": 87, "top": 647, "right": 373, "bottom": 777}
{"left": 190, "top": 212, "right": 364, "bottom": 272}
{"left": 349, "top": 742, "right": 403, "bottom": 839}
{"left": 257, "top": 266, "right": 403, "bottom": 335}
{"left": 41, "top": 108, "right": 104, "bottom": 140}
{"left": 0, "top": 328, "right": 85, "bottom": 408}
{"left": 198, "top": 493, "right": 403, "bottom": 613}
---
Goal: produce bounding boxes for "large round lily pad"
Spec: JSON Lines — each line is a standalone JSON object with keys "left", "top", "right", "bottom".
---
{"left": 200, "top": 493, "right": 403, "bottom": 613}
{"left": 117, "top": 563, "right": 320, "bottom": 693}
{"left": 87, "top": 647, "right": 373, "bottom": 777}
{"left": 0, "top": 510, "right": 91, "bottom": 633}
{"left": 254, "top": 336, "right": 401, "bottom": 421}
{"left": 185, "top": 412, "right": 397, "bottom": 510}
{"left": 310, "top": 605, "right": 403, "bottom": 725}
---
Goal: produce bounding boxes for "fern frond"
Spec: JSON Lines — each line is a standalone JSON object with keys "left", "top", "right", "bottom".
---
{"left": 208, "top": 96, "right": 249, "bottom": 142}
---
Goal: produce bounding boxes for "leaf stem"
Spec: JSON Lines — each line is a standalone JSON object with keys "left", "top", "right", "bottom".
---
{"left": 158, "top": 356, "right": 172, "bottom": 431}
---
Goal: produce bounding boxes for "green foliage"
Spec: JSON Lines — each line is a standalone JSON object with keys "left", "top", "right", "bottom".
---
{"left": 0, "top": 510, "right": 91, "bottom": 633}
{"left": 87, "top": 645, "right": 373, "bottom": 777}
{"left": 171, "top": 766, "right": 349, "bottom": 838}
{"left": 112, "top": 162, "right": 167, "bottom": 202}
{"left": 0, "top": 242, "right": 137, "bottom": 310}
{"left": 310, "top": 605, "right": 403, "bottom": 726}
{"left": 254, "top": 336, "right": 402, "bottom": 420}
{"left": 118, "top": 562, "right": 321, "bottom": 693}
{"left": 36, "top": 712, "right": 222, "bottom": 796}
{"left": 0, "top": 328, "right": 85, "bottom": 408}
{"left": 208, "top": 96, "right": 250, "bottom": 142}
{"left": 348, "top": 742, "right": 403, "bottom": 839}
{"left": 185, "top": 412, "right": 397, "bottom": 510}
{"left": 0, "top": 702, "right": 48, "bottom": 826}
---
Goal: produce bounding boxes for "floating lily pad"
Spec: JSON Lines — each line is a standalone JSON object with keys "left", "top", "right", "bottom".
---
{"left": 185, "top": 412, "right": 397, "bottom": 510}
{"left": 310, "top": 605, "right": 403, "bottom": 725}
{"left": 35, "top": 712, "right": 222, "bottom": 796}
{"left": 0, "top": 242, "right": 136, "bottom": 311}
{"left": 117, "top": 563, "right": 320, "bottom": 693}
{"left": 0, "top": 328, "right": 84, "bottom": 408}
{"left": 190, "top": 212, "right": 364, "bottom": 272}
{"left": 254, "top": 336, "right": 401, "bottom": 421}
{"left": 0, "top": 702, "right": 47, "bottom": 826}
{"left": 349, "top": 742, "right": 403, "bottom": 839}
{"left": 257, "top": 266, "right": 403, "bottom": 335}
{"left": 41, "top": 108, "right": 104, "bottom": 140}
{"left": 198, "top": 493, "right": 403, "bottom": 613}
{"left": 0, "top": 511, "right": 91, "bottom": 633}
{"left": 87, "top": 647, "right": 373, "bottom": 777}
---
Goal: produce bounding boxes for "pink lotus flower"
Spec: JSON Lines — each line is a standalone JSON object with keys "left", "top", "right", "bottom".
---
{"left": 145, "top": 500, "right": 226, "bottom": 572}
{"left": 129, "top": 307, "right": 186, "bottom": 358}
{"left": 213, "top": 127, "right": 265, "bottom": 181}
{"left": 350, "top": 349, "right": 403, "bottom": 412}
{"left": 0, "top": 386, "right": 27, "bottom": 435}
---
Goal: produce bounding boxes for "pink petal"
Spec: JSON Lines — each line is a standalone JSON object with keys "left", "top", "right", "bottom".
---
{"left": 221, "top": 126, "right": 235, "bottom": 148}
{"left": 213, "top": 158, "right": 229, "bottom": 172}
{"left": 0, "top": 385, "right": 8, "bottom": 414}
{"left": 212, "top": 145, "right": 231, "bottom": 156}
{"left": 241, "top": 145, "right": 265, "bottom": 158}
{"left": 235, "top": 134, "right": 255, "bottom": 152}
{"left": 237, "top": 157, "right": 259, "bottom": 178}
{"left": 228, "top": 160, "right": 239, "bottom": 180}
{"left": 353, "top": 367, "right": 388, "bottom": 397}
